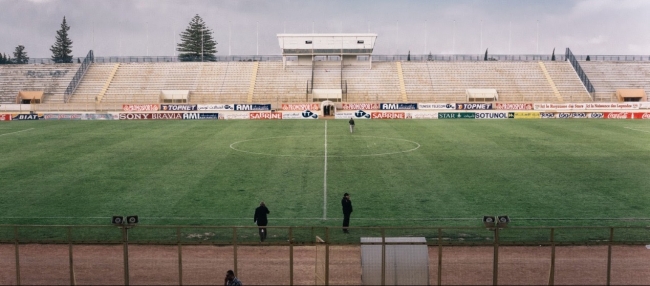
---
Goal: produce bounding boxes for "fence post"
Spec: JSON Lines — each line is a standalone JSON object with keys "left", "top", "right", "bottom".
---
{"left": 289, "top": 227, "right": 294, "bottom": 286}
{"left": 549, "top": 228, "right": 555, "bottom": 286}
{"left": 381, "top": 228, "right": 386, "bottom": 286}
{"left": 122, "top": 226, "right": 130, "bottom": 286}
{"left": 325, "top": 227, "right": 330, "bottom": 286}
{"left": 233, "top": 227, "right": 238, "bottom": 276}
{"left": 68, "top": 226, "right": 75, "bottom": 286}
{"left": 14, "top": 226, "right": 20, "bottom": 286}
{"left": 177, "top": 227, "right": 183, "bottom": 286}
{"left": 607, "top": 227, "right": 613, "bottom": 286}
{"left": 493, "top": 227, "right": 499, "bottom": 286}
{"left": 437, "top": 228, "right": 442, "bottom": 286}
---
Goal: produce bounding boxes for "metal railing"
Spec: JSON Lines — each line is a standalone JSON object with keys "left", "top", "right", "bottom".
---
{"left": 63, "top": 50, "right": 94, "bottom": 103}
{"left": 0, "top": 225, "right": 648, "bottom": 285}
{"left": 566, "top": 48, "right": 596, "bottom": 100}
{"left": 21, "top": 53, "right": 650, "bottom": 65}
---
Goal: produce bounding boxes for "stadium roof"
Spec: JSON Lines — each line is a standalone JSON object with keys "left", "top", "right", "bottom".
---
{"left": 277, "top": 33, "right": 377, "bottom": 56}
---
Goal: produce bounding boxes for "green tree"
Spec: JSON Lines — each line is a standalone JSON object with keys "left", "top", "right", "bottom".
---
{"left": 0, "top": 53, "right": 5, "bottom": 64}
{"left": 13, "top": 45, "right": 29, "bottom": 64}
{"left": 586, "top": 55, "right": 591, "bottom": 61}
{"left": 50, "top": 16, "right": 73, "bottom": 63}
{"left": 177, "top": 14, "right": 217, "bottom": 62}
{"left": 551, "top": 48, "right": 556, "bottom": 61}
{"left": 484, "top": 48, "right": 488, "bottom": 61}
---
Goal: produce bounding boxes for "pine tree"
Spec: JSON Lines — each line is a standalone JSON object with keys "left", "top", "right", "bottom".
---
{"left": 586, "top": 55, "right": 591, "bottom": 61}
{"left": 177, "top": 14, "right": 217, "bottom": 62}
{"left": 50, "top": 16, "right": 73, "bottom": 63}
{"left": 484, "top": 49, "right": 488, "bottom": 61}
{"left": 13, "top": 45, "right": 29, "bottom": 64}
{"left": 0, "top": 53, "right": 5, "bottom": 64}
{"left": 427, "top": 52, "right": 433, "bottom": 61}
{"left": 551, "top": 48, "right": 556, "bottom": 61}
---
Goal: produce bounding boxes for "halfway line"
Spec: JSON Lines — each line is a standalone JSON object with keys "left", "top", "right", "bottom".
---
{"left": 323, "top": 120, "right": 328, "bottom": 220}
{"left": 0, "top": 128, "right": 34, "bottom": 137}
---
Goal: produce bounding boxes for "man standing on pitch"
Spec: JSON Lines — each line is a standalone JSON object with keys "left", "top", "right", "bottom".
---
{"left": 254, "top": 201, "right": 270, "bottom": 242}
{"left": 341, "top": 193, "right": 353, "bottom": 233}
{"left": 349, "top": 117, "right": 355, "bottom": 133}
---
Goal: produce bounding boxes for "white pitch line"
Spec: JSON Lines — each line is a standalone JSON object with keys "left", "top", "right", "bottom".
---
{"left": 625, "top": 127, "right": 650, "bottom": 133}
{"left": 0, "top": 128, "right": 34, "bottom": 137}
{"left": 323, "top": 120, "right": 328, "bottom": 220}
{"left": 2, "top": 216, "right": 650, "bottom": 221}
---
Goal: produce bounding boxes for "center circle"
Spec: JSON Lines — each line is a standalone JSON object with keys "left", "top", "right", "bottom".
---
{"left": 229, "top": 135, "right": 421, "bottom": 157}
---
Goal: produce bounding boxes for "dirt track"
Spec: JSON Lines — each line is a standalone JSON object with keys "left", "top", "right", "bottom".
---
{"left": 1, "top": 244, "right": 649, "bottom": 285}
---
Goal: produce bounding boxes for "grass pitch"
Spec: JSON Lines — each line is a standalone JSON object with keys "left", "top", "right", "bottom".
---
{"left": 1, "top": 119, "right": 649, "bottom": 228}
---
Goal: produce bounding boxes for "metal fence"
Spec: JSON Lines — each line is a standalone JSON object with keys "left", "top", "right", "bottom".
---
{"left": 1, "top": 225, "right": 649, "bottom": 285}
{"left": 566, "top": 48, "right": 596, "bottom": 99}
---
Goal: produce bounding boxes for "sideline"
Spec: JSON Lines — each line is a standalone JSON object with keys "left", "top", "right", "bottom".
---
{"left": 0, "top": 128, "right": 34, "bottom": 137}
{"left": 323, "top": 121, "right": 328, "bottom": 220}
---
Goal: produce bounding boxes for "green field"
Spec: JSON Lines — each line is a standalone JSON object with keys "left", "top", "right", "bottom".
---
{"left": 1, "top": 119, "right": 650, "bottom": 229}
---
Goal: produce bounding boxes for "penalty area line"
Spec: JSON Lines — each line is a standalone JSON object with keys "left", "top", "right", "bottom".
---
{"left": 0, "top": 128, "right": 34, "bottom": 137}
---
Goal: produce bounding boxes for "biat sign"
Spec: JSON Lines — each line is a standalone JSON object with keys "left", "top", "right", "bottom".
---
{"left": 379, "top": 103, "right": 418, "bottom": 110}
{"left": 234, "top": 104, "right": 271, "bottom": 111}
{"left": 12, "top": 114, "right": 43, "bottom": 120}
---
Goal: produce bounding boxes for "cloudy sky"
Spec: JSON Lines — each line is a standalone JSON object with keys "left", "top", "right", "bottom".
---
{"left": 1, "top": 0, "right": 648, "bottom": 58}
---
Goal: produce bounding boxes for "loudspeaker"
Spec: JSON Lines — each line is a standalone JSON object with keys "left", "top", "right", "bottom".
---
{"left": 483, "top": 216, "right": 496, "bottom": 228}
{"left": 126, "top": 215, "right": 139, "bottom": 224}
{"left": 112, "top": 216, "right": 124, "bottom": 225}
{"left": 497, "top": 215, "right": 510, "bottom": 227}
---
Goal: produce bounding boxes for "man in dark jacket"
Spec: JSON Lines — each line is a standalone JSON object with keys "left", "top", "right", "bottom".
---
{"left": 341, "top": 193, "right": 353, "bottom": 233}
{"left": 349, "top": 118, "right": 355, "bottom": 133}
{"left": 254, "top": 201, "right": 270, "bottom": 242}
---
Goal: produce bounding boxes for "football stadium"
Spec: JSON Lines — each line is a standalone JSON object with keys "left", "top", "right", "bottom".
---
{"left": 1, "top": 1, "right": 650, "bottom": 285}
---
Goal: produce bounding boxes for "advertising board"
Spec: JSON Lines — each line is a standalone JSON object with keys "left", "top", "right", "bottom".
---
{"left": 456, "top": 103, "right": 493, "bottom": 110}
{"left": 281, "top": 103, "right": 321, "bottom": 111}
{"left": 282, "top": 110, "right": 319, "bottom": 119}
{"left": 417, "top": 103, "right": 455, "bottom": 110}
{"left": 0, "top": 114, "right": 12, "bottom": 121}
{"left": 234, "top": 104, "right": 272, "bottom": 111}
{"left": 182, "top": 113, "right": 219, "bottom": 120}
{"left": 341, "top": 103, "right": 380, "bottom": 110}
{"left": 43, "top": 114, "right": 83, "bottom": 120}
{"left": 335, "top": 110, "right": 371, "bottom": 119}
{"left": 475, "top": 112, "right": 509, "bottom": 119}
{"left": 509, "top": 112, "right": 541, "bottom": 119}
{"left": 249, "top": 112, "right": 282, "bottom": 120}
{"left": 122, "top": 104, "right": 159, "bottom": 111}
{"left": 438, "top": 112, "right": 476, "bottom": 119}
{"left": 379, "top": 103, "right": 418, "bottom": 110}
{"left": 371, "top": 112, "right": 405, "bottom": 119}
{"left": 407, "top": 112, "right": 438, "bottom": 119}
{"left": 160, "top": 104, "right": 198, "bottom": 111}
{"left": 118, "top": 113, "right": 183, "bottom": 120}
{"left": 220, "top": 113, "right": 250, "bottom": 120}
{"left": 197, "top": 104, "right": 235, "bottom": 111}
{"left": 493, "top": 103, "right": 533, "bottom": 110}
{"left": 12, "top": 114, "right": 43, "bottom": 120}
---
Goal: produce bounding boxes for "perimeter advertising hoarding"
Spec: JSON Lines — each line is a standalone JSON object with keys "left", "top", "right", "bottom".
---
{"left": 438, "top": 112, "right": 476, "bottom": 119}
{"left": 371, "top": 112, "right": 406, "bottom": 119}
{"left": 640, "top": 102, "right": 650, "bottom": 109}
{"left": 341, "top": 103, "right": 380, "bottom": 110}
{"left": 122, "top": 104, "right": 159, "bottom": 111}
{"left": 335, "top": 110, "right": 372, "bottom": 119}
{"left": 533, "top": 103, "right": 640, "bottom": 110}
{"left": 456, "top": 103, "right": 493, "bottom": 110}
{"left": 603, "top": 112, "right": 635, "bottom": 119}
{"left": 220, "top": 113, "right": 250, "bottom": 120}
{"left": 282, "top": 110, "right": 319, "bottom": 119}
{"left": 508, "top": 112, "right": 541, "bottom": 119}
{"left": 233, "top": 104, "right": 272, "bottom": 111}
{"left": 43, "top": 114, "right": 83, "bottom": 120}
{"left": 118, "top": 113, "right": 183, "bottom": 120}
{"left": 197, "top": 104, "right": 235, "bottom": 111}
{"left": 0, "top": 114, "right": 12, "bottom": 121}
{"left": 379, "top": 103, "right": 418, "bottom": 110}
{"left": 493, "top": 103, "right": 533, "bottom": 110}
{"left": 182, "top": 113, "right": 219, "bottom": 120}
{"left": 407, "top": 112, "right": 438, "bottom": 119}
{"left": 12, "top": 114, "right": 43, "bottom": 120}
{"left": 417, "top": 103, "right": 455, "bottom": 110}
{"left": 474, "top": 112, "right": 509, "bottom": 119}
{"left": 281, "top": 103, "right": 321, "bottom": 111}
{"left": 160, "top": 104, "right": 198, "bottom": 111}
{"left": 249, "top": 112, "right": 282, "bottom": 120}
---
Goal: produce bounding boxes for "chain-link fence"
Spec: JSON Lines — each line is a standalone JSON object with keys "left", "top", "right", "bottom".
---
{"left": 0, "top": 225, "right": 649, "bottom": 285}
